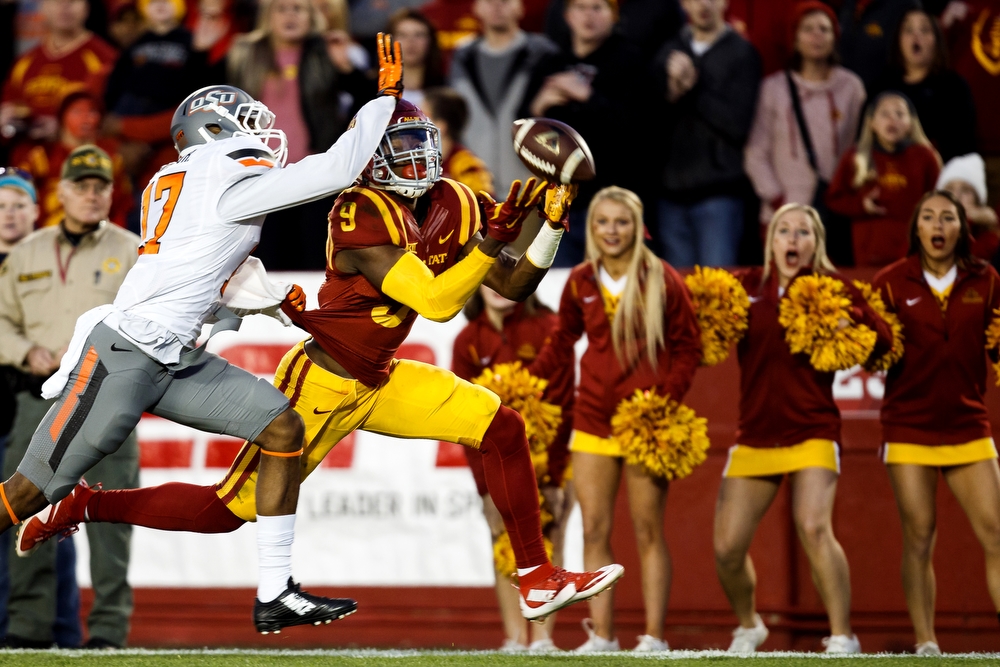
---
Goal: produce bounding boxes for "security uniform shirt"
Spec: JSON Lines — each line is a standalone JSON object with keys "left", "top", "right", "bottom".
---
{"left": 0, "top": 221, "right": 139, "bottom": 371}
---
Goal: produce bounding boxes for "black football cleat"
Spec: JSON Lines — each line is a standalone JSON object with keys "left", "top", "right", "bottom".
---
{"left": 253, "top": 578, "right": 358, "bottom": 634}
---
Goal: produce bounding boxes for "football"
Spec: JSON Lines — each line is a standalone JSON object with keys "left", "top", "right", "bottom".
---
{"left": 511, "top": 118, "right": 596, "bottom": 185}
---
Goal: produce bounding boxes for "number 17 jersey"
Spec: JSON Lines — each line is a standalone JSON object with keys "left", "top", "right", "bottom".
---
{"left": 112, "top": 136, "right": 277, "bottom": 354}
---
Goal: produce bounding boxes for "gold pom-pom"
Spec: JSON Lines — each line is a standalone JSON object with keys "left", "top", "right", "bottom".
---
{"left": 493, "top": 532, "right": 554, "bottom": 578}
{"left": 778, "top": 275, "right": 878, "bottom": 372}
{"left": 985, "top": 307, "right": 1000, "bottom": 386}
{"left": 473, "top": 362, "right": 562, "bottom": 481}
{"left": 684, "top": 266, "right": 750, "bottom": 366}
{"left": 852, "top": 280, "right": 905, "bottom": 371}
{"left": 610, "top": 388, "right": 709, "bottom": 480}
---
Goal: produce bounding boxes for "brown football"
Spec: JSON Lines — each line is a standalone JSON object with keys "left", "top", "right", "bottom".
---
{"left": 511, "top": 118, "right": 596, "bottom": 184}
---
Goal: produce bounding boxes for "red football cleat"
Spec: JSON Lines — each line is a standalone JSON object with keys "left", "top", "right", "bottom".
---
{"left": 16, "top": 480, "right": 100, "bottom": 557}
{"left": 518, "top": 564, "right": 624, "bottom": 620}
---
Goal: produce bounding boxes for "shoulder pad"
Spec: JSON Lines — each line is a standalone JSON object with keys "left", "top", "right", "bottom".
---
{"left": 328, "top": 186, "right": 410, "bottom": 250}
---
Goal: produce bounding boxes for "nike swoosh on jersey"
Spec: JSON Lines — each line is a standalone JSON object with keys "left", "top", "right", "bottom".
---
{"left": 906, "top": 297, "right": 921, "bottom": 306}
{"left": 749, "top": 296, "right": 763, "bottom": 303}
{"left": 313, "top": 407, "right": 333, "bottom": 415}
{"left": 438, "top": 230, "right": 455, "bottom": 244}
{"left": 109, "top": 343, "right": 131, "bottom": 352}
{"left": 583, "top": 295, "right": 599, "bottom": 303}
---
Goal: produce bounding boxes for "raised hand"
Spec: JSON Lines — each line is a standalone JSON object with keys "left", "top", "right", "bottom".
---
{"left": 377, "top": 32, "right": 404, "bottom": 99}
{"left": 540, "top": 183, "right": 578, "bottom": 231}
{"left": 479, "top": 178, "right": 546, "bottom": 243}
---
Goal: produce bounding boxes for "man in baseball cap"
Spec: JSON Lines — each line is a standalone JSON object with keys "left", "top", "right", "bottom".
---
{"left": 60, "top": 144, "right": 114, "bottom": 183}
{"left": 0, "top": 143, "right": 140, "bottom": 649}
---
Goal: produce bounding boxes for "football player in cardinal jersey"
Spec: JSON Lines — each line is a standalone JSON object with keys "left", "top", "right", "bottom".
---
{"left": 2, "top": 32, "right": 404, "bottom": 635}
{"left": 18, "top": 95, "right": 624, "bottom": 623}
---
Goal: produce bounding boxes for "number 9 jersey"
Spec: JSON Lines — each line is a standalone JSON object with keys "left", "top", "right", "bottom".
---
{"left": 283, "top": 177, "right": 482, "bottom": 387}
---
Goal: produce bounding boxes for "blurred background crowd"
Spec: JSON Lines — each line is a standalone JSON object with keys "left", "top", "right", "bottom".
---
{"left": 1, "top": 0, "right": 997, "bottom": 272}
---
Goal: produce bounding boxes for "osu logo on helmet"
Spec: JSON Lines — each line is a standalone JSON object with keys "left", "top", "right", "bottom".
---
{"left": 188, "top": 90, "right": 239, "bottom": 114}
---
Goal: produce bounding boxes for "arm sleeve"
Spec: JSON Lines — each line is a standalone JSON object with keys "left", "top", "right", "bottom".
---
{"left": 538, "top": 314, "right": 574, "bottom": 488}
{"left": 0, "top": 256, "right": 33, "bottom": 368}
{"left": 216, "top": 95, "right": 395, "bottom": 221}
{"left": 657, "top": 267, "right": 702, "bottom": 400}
{"left": 743, "top": 80, "right": 783, "bottom": 203}
{"left": 529, "top": 276, "right": 585, "bottom": 381}
{"left": 381, "top": 248, "right": 496, "bottom": 323}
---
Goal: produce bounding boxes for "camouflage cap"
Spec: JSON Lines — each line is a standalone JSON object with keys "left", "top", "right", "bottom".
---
{"left": 61, "top": 145, "right": 113, "bottom": 182}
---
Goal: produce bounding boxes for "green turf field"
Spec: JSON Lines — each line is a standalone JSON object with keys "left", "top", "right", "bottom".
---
{"left": 0, "top": 650, "right": 997, "bottom": 666}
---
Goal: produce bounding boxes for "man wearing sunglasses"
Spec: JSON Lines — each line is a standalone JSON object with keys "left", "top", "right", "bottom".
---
{"left": 0, "top": 147, "right": 140, "bottom": 648}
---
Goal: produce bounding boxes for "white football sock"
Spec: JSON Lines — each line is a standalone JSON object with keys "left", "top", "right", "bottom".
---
{"left": 257, "top": 514, "right": 296, "bottom": 603}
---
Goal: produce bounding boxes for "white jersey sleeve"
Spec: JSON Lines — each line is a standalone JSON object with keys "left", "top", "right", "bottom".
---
{"left": 216, "top": 95, "right": 395, "bottom": 222}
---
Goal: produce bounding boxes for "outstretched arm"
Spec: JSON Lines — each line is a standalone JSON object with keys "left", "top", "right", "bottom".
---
{"left": 218, "top": 33, "right": 404, "bottom": 221}
{"left": 336, "top": 236, "right": 505, "bottom": 323}
{"left": 479, "top": 183, "right": 576, "bottom": 300}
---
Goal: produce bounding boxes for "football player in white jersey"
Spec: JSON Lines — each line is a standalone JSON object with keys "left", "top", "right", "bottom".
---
{"left": 0, "top": 33, "right": 405, "bottom": 635}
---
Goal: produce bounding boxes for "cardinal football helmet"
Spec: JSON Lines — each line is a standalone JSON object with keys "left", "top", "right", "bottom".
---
{"left": 362, "top": 99, "right": 441, "bottom": 199}
{"left": 171, "top": 85, "right": 288, "bottom": 165}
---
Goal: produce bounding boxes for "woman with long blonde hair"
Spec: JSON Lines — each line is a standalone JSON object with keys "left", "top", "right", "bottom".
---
{"left": 715, "top": 203, "right": 891, "bottom": 654}
{"left": 825, "top": 92, "right": 940, "bottom": 267}
{"left": 530, "top": 186, "right": 702, "bottom": 652}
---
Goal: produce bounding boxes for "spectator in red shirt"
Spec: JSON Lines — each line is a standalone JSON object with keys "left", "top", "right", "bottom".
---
{"left": 530, "top": 186, "right": 702, "bottom": 653}
{"left": 826, "top": 92, "right": 940, "bottom": 267}
{"left": 715, "top": 203, "right": 890, "bottom": 655}
{"left": 11, "top": 90, "right": 132, "bottom": 229}
{"left": 1, "top": 0, "right": 117, "bottom": 144}
{"left": 452, "top": 286, "right": 574, "bottom": 652}
{"left": 873, "top": 190, "right": 1000, "bottom": 656}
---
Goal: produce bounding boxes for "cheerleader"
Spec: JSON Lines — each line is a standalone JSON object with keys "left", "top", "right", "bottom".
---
{"left": 872, "top": 190, "right": 1000, "bottom": 656}
{"left": 452, "top": 287, "right": 574, "bottom": 652}
{"left": 530, "top": 186, "right": 702, "bottom": 652}
{"left": 715, "top": 203, "right": 891, "bottom": 654}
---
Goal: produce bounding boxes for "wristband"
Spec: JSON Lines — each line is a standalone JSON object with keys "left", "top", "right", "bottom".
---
{"left": 525, "top": 223, "right": 565, "bottom": 269}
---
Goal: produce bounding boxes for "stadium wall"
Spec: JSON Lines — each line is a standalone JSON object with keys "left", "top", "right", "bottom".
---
{"left": 71, "top": 268, "right": 1000, "bottom": 652}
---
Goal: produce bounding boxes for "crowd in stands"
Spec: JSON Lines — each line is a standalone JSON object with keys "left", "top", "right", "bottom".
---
{"left": 0, "top": 0, "right": 996, "bottom": 270}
